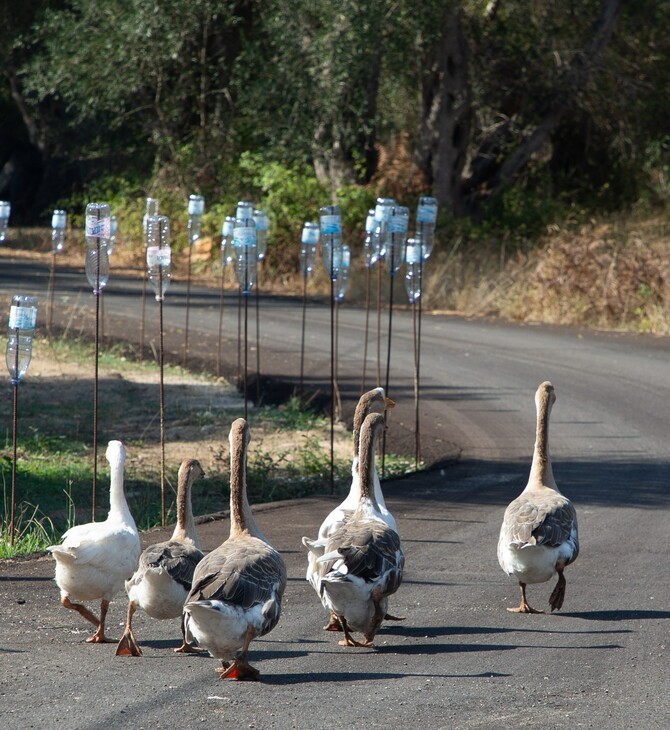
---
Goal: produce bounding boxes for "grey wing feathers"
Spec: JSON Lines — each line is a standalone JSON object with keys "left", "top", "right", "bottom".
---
{"left": 505, "top": 495, "right": 577, "bottom": 549}
{"left": 321, "top": 520, "right": 404, "bottom": 593}
{"left": 188, "top": 538, "right": 287, "bottom": 611}
{"left": 142, "top": 540, "right": 205, "bottom": 590}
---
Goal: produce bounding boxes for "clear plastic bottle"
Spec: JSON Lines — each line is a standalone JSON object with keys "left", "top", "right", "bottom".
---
{"left": 253, "top": 208, "right": 269, "bottom": 260}
{"left": 404, "top": 238, "right": 423, "bottom": 303}
{"left": 85, "top": 203, "right": 111, "bottom": 293}
{"left": 143, "top": 198, "right": 160, "bottom": 244}
{"left": 334, "top": 245, "right": 351, "bottom": 302}
{"left": 187, "top": 194, "right": 205, "bottom": 245}
{"left": 233, "top": 217, "right": 258, "bottom": 294}
{"left": 108, "top": 215, "right": 118, "bottom": 256}
{"left": 6, "top": 295, "right": 38, "bottom": 384}
{"left": 319, "top": 205, "right": 343, "bottom": 280}
{"left": 416, "top": 196, "right": 438, "bottom": 259}
{"left": 146, "top": 215, "right": 171, "bottom": 300}
{"left": 0, "top": 201, "right": 11, "bottom": 242}
{"left": 300, "top": 221, "right": 320, "bottom": 276}
{"left": 221, "top": 215, "right": 235, "bottom": 266}
{"left": 363, "top": 209, "right": 379, "bottom": 268}
{"left": 373, "top": 197, "right": 395, "bottom": 260}
{"left": 51, "top": 209, "right": 67, "bottom": 253}
{"left": 386, "top": 205, "right": 409, "bottom": 275}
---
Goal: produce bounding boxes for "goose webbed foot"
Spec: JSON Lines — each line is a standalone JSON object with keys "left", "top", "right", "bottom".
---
{"left": 384, "top": 613, "right": 406, "bottom": 621}
{"left": 507, "top": 583, "right": 544, "bottom": 614}
{"left": 115, "top": 629, "right": 142, "bottom": 655}
{"left": 549, "top": 569, "right": 567, "bottom": 612}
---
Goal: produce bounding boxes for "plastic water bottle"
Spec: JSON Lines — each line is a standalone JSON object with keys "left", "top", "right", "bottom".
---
{"left": 233, "top": 217, "right": 258, "bottom": 294}
{"left": 108, "top": 215, "right": 118, "bottom": 256}
{"left": 0, "top": 201, "right": 11, "bottom": 242}
{"left": 51, "top": 209, "right": 67, "bottom": 253}
{"left": 334, "top": 245, "right": 351, "bottom": 302}
{"left": 221, "top": 216, "right": 235, "bottom": 266}
{"left": 236, "top": 201, "right": 254, "bottom": 220}
{"left": 6, "top": 295, "right": 38, "bottom": 384}
{"left": 253, "top": 209, "right": 269, "bottom": 260}
{"left": 416, "top": 196, "right": 438, "bottom": 258}
{"left": 319, "top": 205, "right": 343, "bottom": 280}
{"left": 300, "top": 221, "right": 320, "bottom": 276}
{"left": 187, "top": 194, "right": 205, "bottom": 245}
{"left": 363, "top": 209, "right": 379, "bottom": 268}
{"left": 143, "top": 198, "right": 160, "bottom": 244}
{"left": 146, "top": 215, "right": 171, "bottom": 300}
{"left": 374, "top": 197, "right": 395, "bottom": 260}
{"left": 85, "top": 203, "right": 111, "bottom": 293}
{"left": 386, "top": 205, "right": 409, "bottom": 275}
{"left": 404, "top": 238, "right": 424, "bottom": 303}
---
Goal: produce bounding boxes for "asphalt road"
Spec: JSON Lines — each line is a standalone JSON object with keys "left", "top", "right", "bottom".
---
{"left": 1, "top": 254, "right": 669, "bottom": 728}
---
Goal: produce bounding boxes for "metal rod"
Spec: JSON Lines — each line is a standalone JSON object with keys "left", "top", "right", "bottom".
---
{"left": 255, "top": 266, "right": 261, "bottom": 404}
{"left": 158, "top": 267, "right": 166, "bottom": 527}
{"left": 329, "top": 250, "right": 335, "bottom": 495}
{"left": 334, "top": 299, "right": 341, "bottom": 420}
{"left": 381, "top": 265, "right": 396, "bottom": 478}
{"left": 9, "top": 330, "right": 19, "bottom": 546}
{"left": 415, "top": 257, "right": 424, "bottom": 467}
{"left": 237, "top": 287, "right": 242, "bottom": 385}
{"left": 217, "top": 257, "right": 225, "bottom": 378}
{"left": 92, "top": 241, "right": 101, "bottom": 521}
{"left": 184, "top": 243, "right": 192, "bottom": 367}
{"left": 139, "top": 274, "right": 147, "bottom": 361}
{"left": 361, "top": 264, "right": 371, "bottom": 394}
{"left": 243, "top": 292, "right": 249, "bottom": 422}
{"left": 376, "top": 262, "right": 382, "bottom": 387}
{"left": 299, "top": 273, "right": 307, "bottom": 402}
{"left": 48, "top": 253, "right": 56, "bottom": 338}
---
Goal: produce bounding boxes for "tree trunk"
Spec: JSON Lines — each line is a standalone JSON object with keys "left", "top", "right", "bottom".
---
{"left": 413, "top": 3, "right": 471, "bottom": 216}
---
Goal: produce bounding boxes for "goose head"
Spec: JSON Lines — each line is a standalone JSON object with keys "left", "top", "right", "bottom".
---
{"left": 352, "top": 388, "right": 395, "bottom": 460}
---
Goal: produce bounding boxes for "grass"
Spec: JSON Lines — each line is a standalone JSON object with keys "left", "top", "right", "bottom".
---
{"left": 0, "top": 335, "right": 421, "bottom": 558}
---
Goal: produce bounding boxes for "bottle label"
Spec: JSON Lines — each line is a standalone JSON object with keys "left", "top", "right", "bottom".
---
{"left": 146, "top": 246, "right": 171, "bottom": 267}
{"left": 302, "top": 226, "right": 320, "bottom": 244}
{"left": 52, "top": 211, "right": 67, "bottom": 229}
{"left": 406, "top": 244, "right": 423, "bottom": 264}
{"left": 188, "top": 197, "right": 205, "bottom": 215}
{"left": 417, "top": 203, "right": 437, "bottom": 224}
{"left": 86, "top": 215, "right": 111, "bottom": 238}
{"left": 234, "top": 227, "right": 256, "bottom": 247}
{"left": 389, "top": 215, "right": 409, "bottom": 234}
{"left": 9, "top": 305, "right": 37, "bottom": 330}
{"left": 320, "top": 215, "right": 341, "bottom": 235}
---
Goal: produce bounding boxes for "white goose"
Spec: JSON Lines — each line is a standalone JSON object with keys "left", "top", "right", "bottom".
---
{"left": 48, "top": 440, "right": 141, "bottom": 643}
{"left": 314, "top": 412, "right": 404, "bottom": 647}
{"left": 498, "top": 381, "right": 579, "bottom": 613}
{"left": 183, "top": 418, "right": 287, "bottom": 681}
{"left": 303, "top": 387, "right": 396, "bottom": 629}
{"left": 116, "top": 458, "right": 205, "bottom": 656}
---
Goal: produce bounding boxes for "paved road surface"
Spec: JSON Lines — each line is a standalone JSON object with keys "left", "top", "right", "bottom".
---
{"left": 1, "top": 254, "right": 669, "bottom": 728}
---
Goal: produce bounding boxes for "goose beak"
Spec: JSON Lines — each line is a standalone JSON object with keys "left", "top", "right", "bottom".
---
{"left": 384, "top": 397, "right": 396, "bottom": 410}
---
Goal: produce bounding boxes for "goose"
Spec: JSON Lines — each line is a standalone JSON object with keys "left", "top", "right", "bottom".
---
{"left": 497, "top": 381, "right": 579, "bottom": 613}
{"left": 116, "top": 458, "right": 205, "bottom": 657}
{"left": 47, "top": 440, "right": 141, "bottom": 643}
{"left": 303, "top": 387, "right": 396, "bottom": 629}
{"left": 314, "top": 412, "right": 404, "bottom": 647}
{"left": 183, "top": 418, "right": 287, "bottom": 681}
